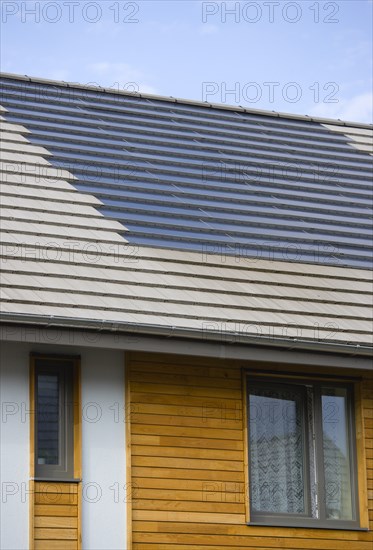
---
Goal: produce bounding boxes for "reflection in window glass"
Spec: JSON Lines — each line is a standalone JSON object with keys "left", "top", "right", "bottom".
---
{"left": 322, "top": 388, "right": 353, "bottom": 520}
{"left": 37, "top": 374, "right": 60, "bottom": 465}
{"left": 249, "top": 387, "right": 305, "bottom": 515}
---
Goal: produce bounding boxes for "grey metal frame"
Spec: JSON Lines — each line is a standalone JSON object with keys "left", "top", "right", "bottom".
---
{"left": 34, "top": 357, "right": 74, "bottom": 480}
{"left": 246, "top": 375, "right": 362, "bottom": 530}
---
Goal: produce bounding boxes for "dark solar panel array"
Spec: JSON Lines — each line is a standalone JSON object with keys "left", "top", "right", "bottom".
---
{"left": 1, "top": 76, "right": 372, "bottom": 268}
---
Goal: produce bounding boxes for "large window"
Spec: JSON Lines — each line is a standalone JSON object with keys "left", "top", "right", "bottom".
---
{"left": 34, "top": 357, "right": 75, "bottom": 480}
{"left": 247, "top": 377, "right": 360, "bottom": 529}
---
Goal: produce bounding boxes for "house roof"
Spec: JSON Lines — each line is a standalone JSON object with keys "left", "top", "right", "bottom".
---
{"left": 0, "top": 73, "right": 372, "bottom": 354}
{"left": 1, "top": 73, "right": 372, "bottom": 268}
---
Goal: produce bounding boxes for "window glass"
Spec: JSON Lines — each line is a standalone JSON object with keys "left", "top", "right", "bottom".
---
{"left": 322, "top": 387, "right": 353, "bottom": 521}
{"left": 249, "top": 386, "right": 306, "bottom": 515}
{"left": 37, "top": 373, "right": 60, "bottom": 466}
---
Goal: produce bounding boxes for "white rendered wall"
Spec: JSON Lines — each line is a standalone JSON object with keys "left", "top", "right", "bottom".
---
{"left": 0, "top": 340, "right": 127, "bottom": 549}
{"left": 0, "top": 342, "right": 30, "bottom": 550}
{"left": 81, "top": 348, "right": 127, "bottom": 550}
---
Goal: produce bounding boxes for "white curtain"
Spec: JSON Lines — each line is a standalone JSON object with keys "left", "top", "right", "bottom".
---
{"left": 249, "top": 389, "right": 305, "bottom": 514}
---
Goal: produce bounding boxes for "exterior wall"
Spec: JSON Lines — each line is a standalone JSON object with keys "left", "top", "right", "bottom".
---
{"left": 128, "top": 351, "right": 373, "bottom": 550}
{"left": 0, "top": 341, "right": 126, "bottom": 550}
{"left": 81, "top": 348, "right": 127, "bottom": 550}
{"left": 0, "top": 342, "right": 30, "bottom": 550}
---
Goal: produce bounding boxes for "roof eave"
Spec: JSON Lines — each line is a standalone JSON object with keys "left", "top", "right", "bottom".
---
{"left": 0, "top": 312, "right": 371, "bottom": 357}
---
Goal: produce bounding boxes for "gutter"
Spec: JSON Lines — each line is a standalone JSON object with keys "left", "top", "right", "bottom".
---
{"left": 1, "top": 312, "right": 372, "bottom": 357}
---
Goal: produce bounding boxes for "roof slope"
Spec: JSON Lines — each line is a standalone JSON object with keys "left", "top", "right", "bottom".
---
{"left": 0, "top": 74, "right": 372, "bottom": 352}
{"left": 1, "top": 73, "right": 372, "bottom": 269}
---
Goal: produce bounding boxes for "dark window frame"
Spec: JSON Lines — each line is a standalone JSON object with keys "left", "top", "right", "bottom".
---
{"left": 34, "top": 357, "right": 75, "bottom": 481}
{"left": 246, "top": 374, "right": 362, "bottom": 530}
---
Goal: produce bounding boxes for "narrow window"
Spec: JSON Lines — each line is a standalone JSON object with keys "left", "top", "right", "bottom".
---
{"left": 247, "top": 377, "right": 360, "bottom": 529}
{"left": 34, "top": 357, "right": 74, "bottom": 480}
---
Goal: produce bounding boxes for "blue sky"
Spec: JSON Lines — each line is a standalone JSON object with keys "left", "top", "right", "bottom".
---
{"left": 1, "top": 0, "right": 372, "bottom": 122}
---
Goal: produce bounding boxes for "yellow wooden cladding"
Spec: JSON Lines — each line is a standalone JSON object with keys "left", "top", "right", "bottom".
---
{"left": 32, "top": 482, "right": 79, "bottom": 549}
{"left": 128, "top": 352, "right": 373, "bottom": 549}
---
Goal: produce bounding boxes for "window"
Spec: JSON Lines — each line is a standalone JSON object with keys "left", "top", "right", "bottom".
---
{"left": 34, "top": 357, "right": 75, "bottom": 480}
{"left": 247, "top": 376, "right": 360, "bottom": 529}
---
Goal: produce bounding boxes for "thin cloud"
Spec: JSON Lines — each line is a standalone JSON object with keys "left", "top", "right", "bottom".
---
{"left": 87, "top": 62, "right": 158, "bottom": 95}
{"left": 45, "top": 69, "right": 71, "bottom": 81}
{"left": 199, "top": 24, "right": 219, "bottom": 35}
{"left": 309, "top": 91, "right": 373, "bottom": 123}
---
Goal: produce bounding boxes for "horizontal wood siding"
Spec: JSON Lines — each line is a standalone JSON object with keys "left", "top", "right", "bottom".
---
{"left": 129, "top": 352, "right": 373, "bottom": 549}
{"left": 33, "top": 482, "right": 80, "bottom": 550}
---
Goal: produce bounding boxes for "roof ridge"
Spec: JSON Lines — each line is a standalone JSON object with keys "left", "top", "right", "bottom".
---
{"left": 1, "top": 71, "right": 372, "bottom": 130}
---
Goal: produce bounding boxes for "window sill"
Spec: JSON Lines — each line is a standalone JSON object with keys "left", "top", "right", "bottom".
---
{"left": 247, "top": 521, "right": 368, "bottom": 531}
{"left": 31, "top": 477, "right": 82, "bottom": 483}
